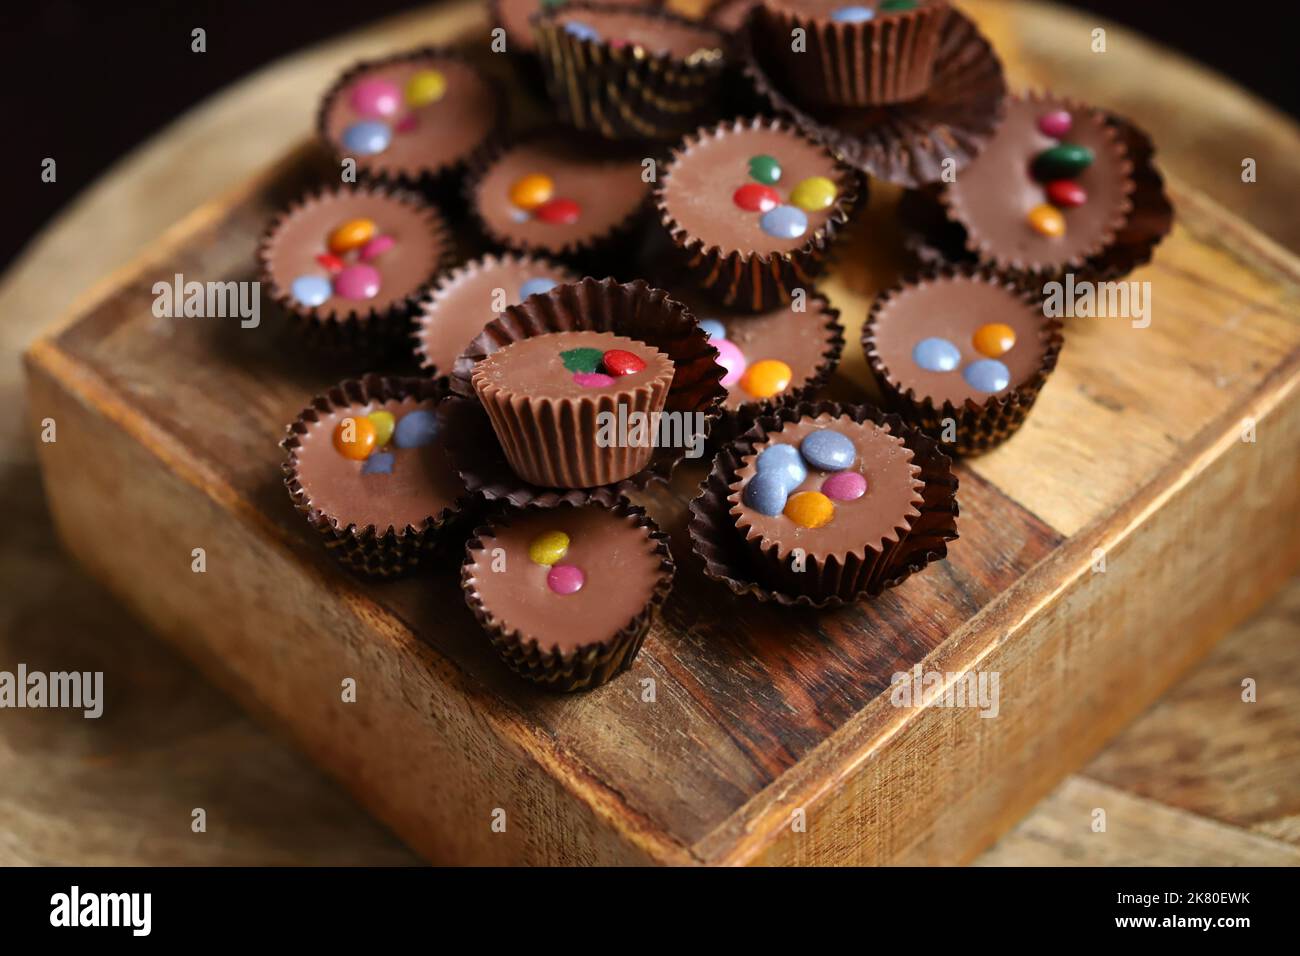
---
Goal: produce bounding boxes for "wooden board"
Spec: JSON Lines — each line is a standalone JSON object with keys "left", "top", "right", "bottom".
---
{"left": 22, "top": 6, "right": 1300, "bottom": 865}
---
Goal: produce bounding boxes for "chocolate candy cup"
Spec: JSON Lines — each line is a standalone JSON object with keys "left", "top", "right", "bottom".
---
{"left": 532, "top": 2, "right": 728, "bottom": 141}
{"left": 447, "top": 277, "right": 727, "bottom": 499}
{"left": 257, "top": 184, "right": 453, "bottom": 356}
{"left": 750, "top": 0, "right": 952, "bottom": 108}
{"left": 863, "top": 268, "right": 1065, "bottom": 455}
{"left": 688, "top": 400, "right": 958, "bottom": 607}
{"left": 281, "top": 375, "right": 473, "bottom": 578}
{"left": 655, "top": 116, "right": 861, "bottom": 312}
{"left": 741, "top": 6, "right": 1007, "bottom": 187}
{"left": 463, "top": 497, "right": 674, "bottom": 692}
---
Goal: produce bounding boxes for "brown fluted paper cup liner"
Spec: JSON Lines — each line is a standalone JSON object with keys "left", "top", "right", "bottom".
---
{"left": 688, "top": 399, "right": 958, "bottom": 608}
{"left": 463, "top": 496, "right": 674, "bottom": 692}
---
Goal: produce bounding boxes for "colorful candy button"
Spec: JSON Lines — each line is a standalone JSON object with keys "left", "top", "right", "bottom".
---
{"left": 602, "top": 349, "right": 646, "bottom": 377}
{"left": 760, "top": 205, "right": 808, "bottom": 240}
{"left": 789, "top": 176, "right": 837, "bottom": 212}
{"left": 784, "top": 491, "right": 835, "bottom": 529}
{"left": 698, "top": 318, "right": 727, "bottom": 340}
{"left": 359, "top": 234, "right": 395, "bottom": 261}
{"left": 349, "top": 78, "right": 401, "bottom": 118}
{"left": 1027, "top": 203, "right": 1066, "bottom": 237}
{"left": 334, "top": 264, "right": 381, "bottom": 300}
{"left": 1036, "top": 110, "right": 1073, "bottom": 139}
{"left": 291, "top": 275, "right": 332, "bottom": 307}
{"left": 509, "top": 173, "right": 555, "bottom": 211}
{"left": 340, "top": 121, "right": 392, "bottom": 156}
{"left": 733, "top": 183, "right": 781, "bottom": 213}
{"left": 535, "top": 197, "right": 581, "bottom": 224}
{"left": 528, "top": 530, "right": 570, "bottom": 566}
{"left": 393, "top": 408, "right": 440, "bottom": 448}
{"left": 361, "top": 451, "right": 394, "bottom": 475}
{"left": 1046, "top": 180, "right": 1087, "bottom": 208}
{"left": 972, "top": 323, "right": 1016, "bottom": 358}
{"left": 800, "top": 429, "right": 855, "bottom": 471}
{"left": 963, "top": 358, "right": 1011, "bottom": 393}
{"left": 1031, "top": 143, "right": 1094, "bottom": 181}
{"left": 367, "top": 410, "right": 396, "bottom": 447}
{"left": 747, "top": 154, "right": 782, "bottom": 185}
{"left": 831, "top": 6, "right": 875, "bottom": 22}
{"left": 395, "top": 113, "right": 418, "bottom": 133}
{"left": 564, "top": 21, "right": 601, "bottom": 42}
{"left": 574, "top": 372, "right": 616, "bottom": 388}
{"left": 546, "top": 564, "right": 586, "bottom": 595}
{"left": 742, "top": 471, "right": 788, "bottom": 516}
{"left": 912, "top": 336, "right": 961, "bottom": 372}
{"left": 739, "top": 359, "right": 792, "bottom": 399}
{"left": 560, "top": 347, "right": 604, "bottom": 374}
{"left": 713, "top": 339, "right": 747, "bottom": 388}
{"left": 519, "top": 277, "right": 558, "bottom": 299}
{"left": 880, "top": 0, "right": 918, "bottom": 10}
{"left": 333, "top": 416, "right": 377, "bottom": 460}
{"left": 822, "top": 471, "right": 866, "bottom": 501}
{"left": 315, "top": 253, "right": 345, "bottom": 274}
{"left": 756, "top": 443, "right": 807, "bottom": 493}
{"left": 328, "top": 218, "right": 377, "bottom": 254}
{"left": 404, "top": 69, "right": 447, "bottom": 107}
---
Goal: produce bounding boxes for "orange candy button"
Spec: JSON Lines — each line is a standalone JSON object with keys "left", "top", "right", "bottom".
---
{"left": 972, "top": 323, "right": 1016, "bottom": 358}
{"left": 739, "top": 359, "right": 793, "bottom": 399}
{"left": 1026, "top": 203, "right": 1065, "bottom": 237}
{"left": 328, "top": 218, "right": 377, "bottom": 254}
{"left": 509, "top": 173, "right": 555, "bottom": 211}
{"left": 333, "top": 416, "right": 377, "bottom": 460}
{"left": 783, "top": 491, "right": 835, "bottom": 529}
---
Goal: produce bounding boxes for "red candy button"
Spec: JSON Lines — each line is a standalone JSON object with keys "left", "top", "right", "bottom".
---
{"left": 1045, "top": 180, "right": 1087, "bottom": 207}
{"left": 602, "top": 349, "right": 646, "bottom": 377}
{"left": 315, "top": 253, "right": 345, "bottom": 274}
{"left": 733, "top": 183, "right": 781, "bottom": 213}
{"left": 535, "top": 197, "right": 581, "bottom": 224}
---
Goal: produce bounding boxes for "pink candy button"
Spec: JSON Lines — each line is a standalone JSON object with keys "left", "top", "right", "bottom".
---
{"left": 821, "top": 471, "right": 867, "bottom": 501}
{"left": 349, "top": 78, "right": 401, "bottom": 118}
{"left": 334, "top": 264, "right": 381, "bottom": 301}
{"left": 1037, "top": 109, "right": 1072, "bottom": 139}
{"left": 713, "top": 339, "right": 747, "bottom": 388}
{"left": 546, "top": 564, "right": 585, "bottom": 595}
{"left": 573, "top": 372, "right": 616, "bottom": 388}
{"left": 359, "top": 234, "right": 395, "bottom": 261}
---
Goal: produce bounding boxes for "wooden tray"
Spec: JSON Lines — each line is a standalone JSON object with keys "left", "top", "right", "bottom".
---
{"left": 24, "top": 19, "right": 1300, "bottom": 864}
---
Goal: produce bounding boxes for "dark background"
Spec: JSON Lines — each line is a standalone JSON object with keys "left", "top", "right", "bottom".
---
{"left": 1, "top": 1, "right": 1297, "bottom": 274}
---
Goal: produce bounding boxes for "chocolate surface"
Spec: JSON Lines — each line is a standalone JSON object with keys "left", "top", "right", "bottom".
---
{"left": 465, "top": 505, "right": 664, "bottom": 653}
{"left": 472, "top": 330, "right": 674, "bottom": 399}
{"left": 415, "top": 254, "right": 577, "bottom": 375}
{"left": 473, "top": 135, "right": 649, "bottom": 255}
{"left": 292, "top": 397, "right": 465, "bottom": 532}
{"left": 553, "top": 8, "right": 722, "bottom": 59}
{"left": 728, "top": 414, "right": 923, "bottom": 560}
{"left": 942, "top": 92, "right": 1134, "bottom": 272}
{"left": 660, "top": 120, "right": 848, "bottom": 255}
{"left": 494, "top": 0, "right": 659, "bottom": 54}
{"left": 868, "top": 274, "right": 1049, "bottom": 407}
{"left": 321, "top": 54, "right": 500, "bottom": 180}
{"left": 264, "top": 188, "right": 447, "bottom": 319}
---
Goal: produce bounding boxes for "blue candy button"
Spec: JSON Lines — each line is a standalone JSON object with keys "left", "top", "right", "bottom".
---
{"left": 759, "top": 204, "right": 809, "bottom": 240}
{"left": 756, "top": 443, "right": 807, "bottom": 493}
{"left": 800, "top": 429, "right": 856, "bottom": 471}
{"left": 912, "top": 336, "right": 961, "bottom": 372}
{"left": 519, "top": 277, "right": 558, "bottom": 300}
{"left": 963, "top": 359, "right": 1011, "bottom": 393}
{"left": 564, "top": 21, "right": 601, "bottom": 42}
{"left": 742, "top": 471, "right": 789, "bottom": 516}
{"left": 361, "top": 451, "right": 395, "bottom": 475}
{"left": 291, "top": 275, "right": 331, "bottom": 308}
{"left": 698, "top": 318, "right": 727, "bottom": 340}
{"left": 340, "top": 121, "right": 392, "bottom": 156}
{"left": 831, "top": 5, "right": 875, "bottom": 22}
{"left": 393, "top": 409, "right": 440, "bottom": 448}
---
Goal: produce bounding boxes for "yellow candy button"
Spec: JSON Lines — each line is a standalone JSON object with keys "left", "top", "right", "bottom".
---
{"left": 333, "top": 416, "right": 377, "bottom": 461}
{"left": 528, "top": 530, "right": 570, "bottom": 566}
{"left": 740, "top": 359, "right": 793, "bottom": 399}
{"left": 789, "top": 176, "right": 837, "bottom": 212}
{"left": 328, "top": 218, "right": 376, "bottom": 254}
{"left": 367, "top": 410, "right": 396, "bottom": 447}
{"left": 784, "top": 491, "right": 834, "bottom": 529}
{"left": 1027, "top": 203, "right": 1065, "bottom": 237}
{"left": 972, "top": 323, "right": 1016, "bottom": 358}
{"left": 509, "top": 173, "right": 555, "bottom": 211}
{"left": 405, "top": 69, "right": 446, "bottom": 107}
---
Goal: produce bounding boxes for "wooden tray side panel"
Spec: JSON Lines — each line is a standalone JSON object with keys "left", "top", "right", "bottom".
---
{"left": 718, "top": 369, "right": 1300, "bottom": 864}
{"left": 24, "top": 353, "right": 672, "bottom": 866}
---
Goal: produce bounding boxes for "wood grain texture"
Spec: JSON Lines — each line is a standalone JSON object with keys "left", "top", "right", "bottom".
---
{"left": 8, "top": 0, "right": 1300, "bottom": 865}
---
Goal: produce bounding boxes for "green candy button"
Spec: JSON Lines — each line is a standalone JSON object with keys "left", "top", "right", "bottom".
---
{"left": 880, "top": 0, "right": 919, "bottom": 11}
{"left": 748, "top": 154, "right": 781, "bottom": 185}
{"left": 560, "top": 347, "right": 604, "bottom": 373}
{"left": 1031, "top": 143, "right": 1095, "bottom": 181}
